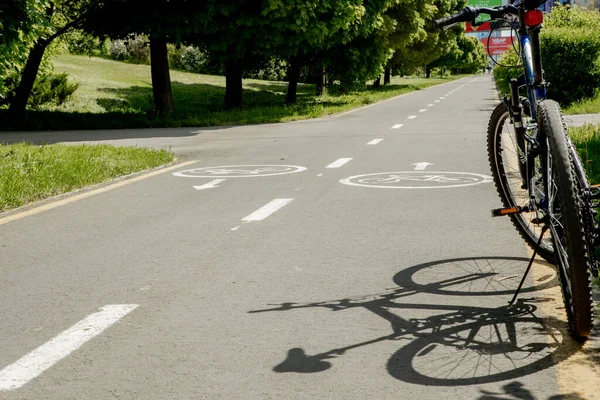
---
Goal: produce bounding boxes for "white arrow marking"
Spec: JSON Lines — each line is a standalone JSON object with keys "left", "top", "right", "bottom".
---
{"left": 193, "top": 179, "right": 226, "bottom": 190}
{"left": 413, "top": 162, "right": 434, "bottom": 171}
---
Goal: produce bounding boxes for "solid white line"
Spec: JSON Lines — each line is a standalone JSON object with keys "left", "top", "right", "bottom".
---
{"left": 367, "top": 139, "right": 384, "bottom": 145}
{"left": 407, "top": 116, "right": 417, "bottom": 120}
{"left": 390, "top": 124, "right": 404, "bottom": 129}
{"left": 326, "top": 158, "right": 352, "bottom": 168}
{"left": 419, "top": 109, "right": 427, "bottom": 113}
{"left": 0, "top": 305, "right": 138, "bottom": 391}
{"left": 0, "top": 160, "right": 198, "bottom": 226}
{"left": 242, "top": 199, "right": 294, "bottom": 222}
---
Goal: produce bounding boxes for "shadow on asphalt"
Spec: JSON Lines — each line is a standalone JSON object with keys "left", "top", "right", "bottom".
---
{"left": 249, "top": 256, "right": 586, "bottom": 387}
{"left": 477, "top": 381, "right": 581, "bottom": 399}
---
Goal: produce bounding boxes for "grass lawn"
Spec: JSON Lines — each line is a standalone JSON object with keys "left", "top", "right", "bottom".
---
{"left": 0, "top": 142, "right": 173, "bottom": 212}
{"left": 0, "top": 55, "right": 466, "bottom": 131}
{"left": 564, "top": 94, "right": 600, "bottom": 115}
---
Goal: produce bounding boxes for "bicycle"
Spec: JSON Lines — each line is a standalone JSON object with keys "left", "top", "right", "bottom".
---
{"left": 433, "top": 0, "right": 598, "bottom": 339}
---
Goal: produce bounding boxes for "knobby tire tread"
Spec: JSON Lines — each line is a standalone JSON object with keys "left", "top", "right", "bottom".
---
{"left": 539, "top": 100, "right": 594, "bottom": 339}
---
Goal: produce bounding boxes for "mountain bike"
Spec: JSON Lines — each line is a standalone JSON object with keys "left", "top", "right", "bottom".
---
{"left": 433, "top": 0, "right": 598, "bottom": 339}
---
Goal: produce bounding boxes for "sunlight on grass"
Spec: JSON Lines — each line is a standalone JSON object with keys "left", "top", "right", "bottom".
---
{"left": 0, "top": 142, "right": 173, "bottom": 212}
{"left": 570, "top": 123, "right": 600, "bottom": 184}
{"left": 0, "top": 54, "right": 464, "bottom": 131}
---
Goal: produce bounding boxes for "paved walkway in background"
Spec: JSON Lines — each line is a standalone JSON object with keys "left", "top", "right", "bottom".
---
{"left": 565, "top": 113, "right": 600, "bottom": 127}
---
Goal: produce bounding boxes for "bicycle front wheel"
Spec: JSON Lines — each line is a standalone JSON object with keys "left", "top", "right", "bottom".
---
{"left": 540, "top": 99, "right": 594, "bottom": 339}
{"left": 487, "top": 102, "right": 555, "bottom": 262}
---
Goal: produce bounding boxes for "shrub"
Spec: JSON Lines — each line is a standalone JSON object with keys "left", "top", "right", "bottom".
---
{"left": 109, "top": 40, "right": 129, "bottom": 61}
{"left": 109, "top": 35, "right": 149, "bottom": 64}
{"left": 541, "top": 27, "right": 600, "bottom": 105}
{"left": 65, "top": 30, "right": 110, "bottom": 57}
{"left": 168, "top": 44, "right": 208, "bottom": 73}
{"left": 3, "top": 71, "right": 78, "bottom": 109}
{"left": 492, "top": 49, "right": 522, "bottom": 95}
{"left": 493, "top": 6, "right": 600, "bottom": 105}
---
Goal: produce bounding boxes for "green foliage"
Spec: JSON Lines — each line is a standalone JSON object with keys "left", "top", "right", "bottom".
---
{"left": 493, "top": 6, "right": 600, "bottom": 105}
{"left": 0, "top": 142, "right": 173, "bottom": 212}
{"left": 492, "top": 49, "right": 521, "bottom": 95}
{"left": 392, "top": 0, "right": 466, "bottom": 74}
{"left": 2, "top": 70, "right": 78, "bottom": 109}
{"left": 570, "top": 123, "right": 600, "bottom": 185}
{"left": 430, "top": 34, "right": 487, "bottom": 73}
{"left": 63, "top": 30, "right": 110, "bottom": 56}
{"left": 541, "top": 26, "right": 600, "bottom": 105}
{"left": 108, "top": 35, "right": 150, "bottom": 64}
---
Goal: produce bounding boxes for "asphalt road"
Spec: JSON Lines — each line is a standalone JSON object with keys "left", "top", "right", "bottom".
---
{"left": 1, "top": 75, "right": 599, "bottom": 399}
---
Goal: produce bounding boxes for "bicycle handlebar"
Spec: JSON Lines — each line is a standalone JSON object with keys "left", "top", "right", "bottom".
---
{"left": 432, "top": 0, "right": 546, "bottom": 30}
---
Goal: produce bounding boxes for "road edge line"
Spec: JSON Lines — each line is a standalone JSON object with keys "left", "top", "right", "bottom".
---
{"left": 0, "top": 160, "right": 199, "bottom": 226}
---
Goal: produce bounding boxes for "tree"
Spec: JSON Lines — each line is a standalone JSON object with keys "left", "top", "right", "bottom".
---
{"left": 390, "top": 0, "right": 465, "bottom": 76}
{"left": 82, "top": 0, "right": 200, "bottom": 116}
{"left": 7, "top": 0, "right": 96, "bottom": 115}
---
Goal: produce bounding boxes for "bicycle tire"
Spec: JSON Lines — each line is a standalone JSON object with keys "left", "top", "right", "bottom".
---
{"left": 539, "top": 99, "right": 594, "bottom": 339}
{"left": 487, "top": 102, "right": 555, "bottom": 262}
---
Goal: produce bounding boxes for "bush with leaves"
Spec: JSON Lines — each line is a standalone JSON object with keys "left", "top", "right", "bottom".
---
{"left": 64, "top": 30, "right": 110, "bottom": 57}
{"left": 2, "top": 71, "right": 78, "bottom": 109}
{"left": 109, "top": 35, "right": 149, "bottom": 64}
{"left": 493, "top": 6, "right": 600, "bottom": 105}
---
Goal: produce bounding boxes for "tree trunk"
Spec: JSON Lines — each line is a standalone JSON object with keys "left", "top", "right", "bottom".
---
{"left": 149, "top": 36, "right": 174, "bottom": 117}
{"left": 425, "top": 65, "right": 432, "bottom": 79}
{"left": 225, "top": 59, "right": 243, "bottom": 109}
{"left": 8, "top": 39, "right": 48, "bottom": 115}
{"left": 316, "top": 66, "right": 326, "bottom": 96}
{"left": 384, "top": 66, "right": 391, "bottom": 85}
{"left": 286, "top": 57, "right": 301, "bottom": 105}
{"left": 373, "top": 75, "right": 381, "bottom": 88}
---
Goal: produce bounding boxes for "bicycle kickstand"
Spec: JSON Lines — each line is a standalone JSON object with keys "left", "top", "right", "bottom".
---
{"left": 508, "top": 225, "right": 549, "bottom": 305}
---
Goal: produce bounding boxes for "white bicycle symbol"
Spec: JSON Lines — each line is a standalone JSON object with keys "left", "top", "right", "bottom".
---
{"left": 358, "top": 174, "right": 478, "bottom": 184}
{"left": 173, "top": 165, "right": 307, "bottom": 178}
{"left": 340, "top": 171, "right": 492, "bottom": 189}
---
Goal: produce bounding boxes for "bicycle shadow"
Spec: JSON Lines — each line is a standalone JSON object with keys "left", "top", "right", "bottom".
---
{"left": 478, "top": 381, "right": 582, "bottom": 399}
{"left": 250, "top": 256, "right": 583, "bottom": 387}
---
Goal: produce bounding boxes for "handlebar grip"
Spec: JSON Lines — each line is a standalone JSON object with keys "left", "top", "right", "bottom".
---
{"left": 433, "top": 7, "right": 478, "bottom": 29}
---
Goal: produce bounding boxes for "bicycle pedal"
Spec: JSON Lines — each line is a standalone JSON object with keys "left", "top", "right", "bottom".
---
{"left": 492, "top": 206, "right": 529, "bottom": 217}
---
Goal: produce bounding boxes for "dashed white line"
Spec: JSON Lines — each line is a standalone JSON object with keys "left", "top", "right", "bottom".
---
{"left": 440, "top": 97, "right": 446, "bottom": 100}
{"left": 242, "top": 198, "right": 294, "bottom": 222}
{"left": 0, "top": 305, "right": 138, "bottom": 391}
{"left": 326, "top": 158, "right": 353, "bottom": 168}
{"left": 419, "top": 109, "right": 427, "bottom": 113}
{"left": 434, "top": 100, "right": 440, "bottom": 103}
{"left": 407, "top": 116, "right": 417, "bottom": 120}
{"left": 391, "top": 124, "right": 404, "bottom": 129}
{"left": 427, "top": 104, "right": 434, "bottom": 107}
{"left": 367, "top": 139, "right": 384, "bottom": 145}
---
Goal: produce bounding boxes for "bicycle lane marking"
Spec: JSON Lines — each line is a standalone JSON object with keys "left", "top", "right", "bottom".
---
{"left": 0, "top": 160, "right": 199, "bottom": 227}
{"left": 0, "top": 305, "right": 138, "bottom": 391}
{"left": 231, "top": 198, "right": 294, "bottom": 231}
{"left": 339, "top": 171, "right": 493, "bottom": 189}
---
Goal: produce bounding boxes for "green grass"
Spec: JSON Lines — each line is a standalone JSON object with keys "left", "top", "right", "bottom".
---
{"left": 570, "top": 123, "right": 600, "bottom": 184}
{"left": 0, "top": 55, "right": 465, "bottom": 131}
{"left": 0, "top": 142, "right": 173, "bottom": 212}
{"left": 563, "top": 93, "right": 600, "bottom": 115}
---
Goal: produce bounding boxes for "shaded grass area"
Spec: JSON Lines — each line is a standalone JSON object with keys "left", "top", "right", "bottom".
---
{"left": 0, "top": 143, "right": 173, "bottom": 212}
{"left": 0, "top": 55, "right": 463, "bottom": 131}
{"left": 570, "top": 123, "right": 600, "bottom": 185}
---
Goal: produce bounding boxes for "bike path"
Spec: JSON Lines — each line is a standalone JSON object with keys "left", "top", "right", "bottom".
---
{"left": 0, "top": 76, "right": 598, "bottom": 399}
